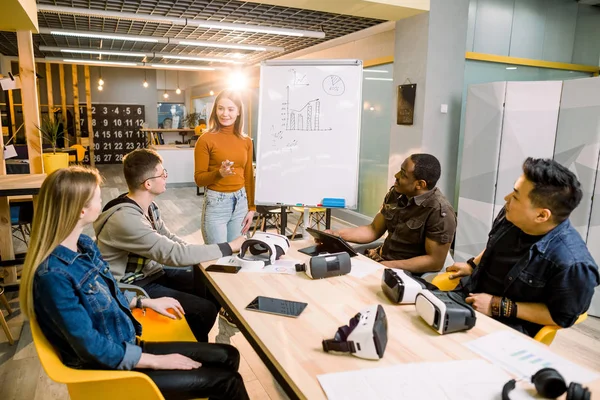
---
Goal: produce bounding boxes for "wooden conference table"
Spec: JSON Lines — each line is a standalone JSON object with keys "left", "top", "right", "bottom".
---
{"left": 0, "top": 174, "right": 46, "bottom": 285}
{"left": 197, "top": 240, "right": 600, "bottom": 400}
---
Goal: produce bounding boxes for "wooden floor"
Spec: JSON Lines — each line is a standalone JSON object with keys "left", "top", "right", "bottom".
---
{"left": 1, "top": 163, "right": 600, "bottom": 399}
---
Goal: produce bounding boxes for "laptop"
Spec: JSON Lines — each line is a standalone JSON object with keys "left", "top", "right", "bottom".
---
{"left": 298, "top": 228, "right": 358, "bottom": 257}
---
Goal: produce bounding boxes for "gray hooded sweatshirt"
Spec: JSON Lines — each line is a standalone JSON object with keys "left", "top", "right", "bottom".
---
{"left": 93, "top": 194, "right": 230, "bottom": 284}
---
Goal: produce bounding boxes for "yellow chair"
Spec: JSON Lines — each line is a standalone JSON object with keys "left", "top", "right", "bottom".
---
{"left": 31, "top": 316, "right": 165, "bottom": 400}
{"left": 533, "top": 313, "right": 588, "bottom": 346}
{"left": 69, "top": 144, "right": 87, "bottom": 164}
{"left": 291, "top": 206, "right": 327, "bottom": 240}
{"left": 194, "top": 124, "right": 207, "bottom": 136}
{"left": 431, "top": 272, "right": 460, "bottom": 291}
{"left": 432, "top": 272, "right": 588, "bottom": 346}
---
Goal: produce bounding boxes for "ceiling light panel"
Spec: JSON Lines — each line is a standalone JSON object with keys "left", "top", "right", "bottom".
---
{"left": 38, "top": 5, "right": 326, "bottom": 38}
{"left": 24, "top": 1, "right": 384, "bottom": 65}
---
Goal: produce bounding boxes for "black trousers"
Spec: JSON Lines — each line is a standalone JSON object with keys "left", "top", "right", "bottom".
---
{"left": 142, "top": 267, "right": 220, "bottom": 342}
{"left": 139, "top": 341, "right": 249, "bottom": 400}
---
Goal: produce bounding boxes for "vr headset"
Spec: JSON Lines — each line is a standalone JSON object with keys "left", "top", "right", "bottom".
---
{"left": 237, "top": 232, "right": 290, "bottom": 267}
{"left": 415, "top": 290, "right": 476, "bottom": 334}
{"left": 295, "top": 252, "right": 351, "bottom": 279}
{"left": 322, "top": 305, "right": 388, "bottom": 360}
{"left": 381, "top": 268, "right": 431, "bottom": 304}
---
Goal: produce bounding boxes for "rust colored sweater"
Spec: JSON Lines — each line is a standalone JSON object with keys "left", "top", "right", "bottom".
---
{"left": 194, "top": 125, "right": 255, "bottom": 211}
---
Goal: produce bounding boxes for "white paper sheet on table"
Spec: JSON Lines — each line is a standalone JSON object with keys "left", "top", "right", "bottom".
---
{"left": 317, "top": 359, "right": 514, "bottom": 400}
{"left": 465, "top": 330, "right": 599, "bottom": 384}
{"left": 261, "top": 259, "right": 299, "bottom": 275}
{"left": 348, "top": 257, "right": 383, "bottom": 278}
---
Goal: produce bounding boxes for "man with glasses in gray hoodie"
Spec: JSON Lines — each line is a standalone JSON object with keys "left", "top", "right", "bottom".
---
{"left": 95, "top": 149, "right": 245, "bottom": 343}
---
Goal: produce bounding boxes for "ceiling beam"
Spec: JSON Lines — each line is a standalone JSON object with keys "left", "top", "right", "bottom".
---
{"left": 37, "top": 5, "right": 326, "bottom": 38}
{"left": 38, "top": 46, "right": 245, "bottom": 64}
{"left": 38, "top": 28, "right": 285, "bottom": 52}
{"left": 40, "top": 57, "right": 233, "bottom": 71}
{"left": 1, "top": 0, "right": 39, "bottom": 32}
{"left": 243, "top": 0, "right": 428, "bottom": 20}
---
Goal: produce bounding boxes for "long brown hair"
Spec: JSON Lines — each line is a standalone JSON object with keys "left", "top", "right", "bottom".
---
{"left": 20, "top": 166, "right": 103, "bottom": 318}
{"left": 207, "top": 90, "right": 245, "bottom": 138}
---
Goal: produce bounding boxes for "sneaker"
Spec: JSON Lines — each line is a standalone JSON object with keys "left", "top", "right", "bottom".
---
{"left": 219, "top": 308, "right": 237, "bottom": 328}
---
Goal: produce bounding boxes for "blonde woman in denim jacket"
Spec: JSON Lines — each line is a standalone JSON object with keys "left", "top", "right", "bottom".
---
{"left": 20, "top": 167, "right": 249, "bottom": 400}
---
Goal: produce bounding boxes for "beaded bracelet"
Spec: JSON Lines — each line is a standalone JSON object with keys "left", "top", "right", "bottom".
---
{"left": 500, "top": 297, "right": 518, "bottom": 318}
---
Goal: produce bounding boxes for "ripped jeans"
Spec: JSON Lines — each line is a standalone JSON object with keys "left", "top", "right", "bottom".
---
{"left": 201, "top": 188, "right": 248, "bottom": 244}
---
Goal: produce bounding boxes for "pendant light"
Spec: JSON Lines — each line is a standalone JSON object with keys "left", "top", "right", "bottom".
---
{"left": 163, "top": 69, "right": 169, "bottom": 99}
{"left": 98, "top": 66, "right": 104, "bottom": 86}
{"left": 175, "top": 70, "right": 181, "bottom": 95}
{"left": 143, "top": 68, "right": 149, "bottom": 88}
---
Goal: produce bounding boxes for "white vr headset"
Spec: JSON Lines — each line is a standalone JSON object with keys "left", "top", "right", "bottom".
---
{"left": 237, "top": 232, "right": 290, "bottom": 267}
{"left": 322, "top": 304, "right": 388, "bottom": 360}
{"left": 381, "top": 268, "right": 429, "bottom": 304}
{"left": 415, "top": 289, "right": 477, "bottom": 334}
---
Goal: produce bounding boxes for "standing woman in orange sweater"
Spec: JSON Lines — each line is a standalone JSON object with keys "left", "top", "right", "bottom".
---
{"left": 194, "top": 90, "right": 255, "bottom": 244}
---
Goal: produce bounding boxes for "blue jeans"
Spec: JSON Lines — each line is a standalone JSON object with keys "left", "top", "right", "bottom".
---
{"left": 201, "top": 188, "right": 248, "bottom": 244}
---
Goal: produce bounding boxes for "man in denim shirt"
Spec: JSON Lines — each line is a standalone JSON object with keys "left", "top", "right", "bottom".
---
{"left": 448, "top": 158, "right": 599, "bottom": 337}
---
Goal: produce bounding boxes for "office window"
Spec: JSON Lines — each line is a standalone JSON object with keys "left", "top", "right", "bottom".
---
{"left": 356, "top": 63, "right": 394, "bottom": 217}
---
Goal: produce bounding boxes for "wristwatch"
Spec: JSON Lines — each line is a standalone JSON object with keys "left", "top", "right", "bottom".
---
{"left": 466, "top": 257, "right": 478, "bottom": 270}
{"left": 135, "top": 295, "right": 147, "bottom": 315}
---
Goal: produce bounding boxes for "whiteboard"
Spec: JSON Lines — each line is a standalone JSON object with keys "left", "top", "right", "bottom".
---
{"left": 255, "top": 59, "right": 363, "bottom": 208}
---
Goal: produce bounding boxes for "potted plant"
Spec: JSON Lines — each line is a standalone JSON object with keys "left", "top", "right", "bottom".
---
{"left": 183, "top": 112, "right": 200, "bottom": 129}
{"left": 37, "top": 116, "right": 69, "bottom": 174}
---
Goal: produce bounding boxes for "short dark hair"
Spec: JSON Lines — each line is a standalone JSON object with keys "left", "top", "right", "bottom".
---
{"left": 410, "top": 153, "right": 441, "bottom": 189}
{"left": 123, "top": 149, "right": 163, "bottom": 191}
{"left": 522, "top": 157, "right": 582, "bottom": 223}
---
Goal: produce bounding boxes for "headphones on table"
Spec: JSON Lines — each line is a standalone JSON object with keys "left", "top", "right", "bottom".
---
{"left": 502, "top": 368, "right": 590, "bottom": 400}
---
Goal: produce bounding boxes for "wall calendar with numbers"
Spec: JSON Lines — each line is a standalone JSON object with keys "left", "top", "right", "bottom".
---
{"left": 79, "top": 104, "right": 146, "bottom": 164}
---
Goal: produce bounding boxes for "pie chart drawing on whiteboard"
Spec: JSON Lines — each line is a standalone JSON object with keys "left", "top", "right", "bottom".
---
{"left": 323, "top": 75, "right": 345, "bottom": 96}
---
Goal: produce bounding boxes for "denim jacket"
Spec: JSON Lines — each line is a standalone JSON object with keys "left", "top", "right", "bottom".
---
{"left": 34, "top": 234, "right": 143, "bottom": 370}
{"left": 465, "top": 208, "right": 599, "bottom": 330}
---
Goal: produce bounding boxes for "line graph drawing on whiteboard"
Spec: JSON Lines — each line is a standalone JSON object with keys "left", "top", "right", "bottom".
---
{"left": 269, "top": 125, "right": 298, "bottom": 152}
{"left": 323, "top": 75, "right": 345, "bottom": 96}
{"left": 289, "top": 69, "right": 309, "bottom": 86}
{"left": 283, "top": 86, "right": 332, "bottom": 131}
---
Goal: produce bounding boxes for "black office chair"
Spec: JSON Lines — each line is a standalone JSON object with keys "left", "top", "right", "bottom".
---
{"left": 252, "top": 205, "right": 291, "bottom": 236}
{"left": 10, "top": 200, "right": 34, "bottom": 245}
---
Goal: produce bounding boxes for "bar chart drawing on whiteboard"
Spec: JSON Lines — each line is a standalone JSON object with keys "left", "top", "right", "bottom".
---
{"left": 283, "top": 86, "right": 332, "bottom": 131}
{"left": 255, "top": 59, "right": 363, "bottom": 209}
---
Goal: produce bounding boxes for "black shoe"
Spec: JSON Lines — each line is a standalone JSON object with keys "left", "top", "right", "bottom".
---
{"left": 219, "top": 308, "right": 237, "bottom": 328}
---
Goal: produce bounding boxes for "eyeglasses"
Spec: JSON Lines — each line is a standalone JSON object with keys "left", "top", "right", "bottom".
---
{"left": 142, "top": 169, "right": 168, "bottom": 184}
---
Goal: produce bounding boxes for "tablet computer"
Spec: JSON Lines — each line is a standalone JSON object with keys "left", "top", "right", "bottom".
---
{"left": 299, "top": 227, "right": 358, "bottom": 257}
{"left": 246, "top": 296, "right": 307, "bottom": 318}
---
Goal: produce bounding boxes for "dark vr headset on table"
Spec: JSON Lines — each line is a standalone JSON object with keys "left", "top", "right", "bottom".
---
{"left": 295, "top": 252, "right": 352, "bottom": 279}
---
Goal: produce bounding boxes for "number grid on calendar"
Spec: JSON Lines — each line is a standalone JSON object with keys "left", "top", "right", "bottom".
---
{"left": 79, "top": 104, "right": 146, "bottom": 164}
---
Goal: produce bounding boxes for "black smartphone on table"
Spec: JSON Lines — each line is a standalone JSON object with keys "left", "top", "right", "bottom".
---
{"left": 206, "top": 264, "right": 242, "bottom": 274}
{"left": 246, "top": 296, "right": 307, "bottom": 318}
